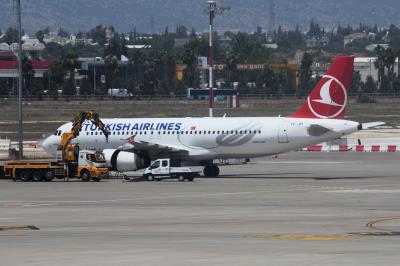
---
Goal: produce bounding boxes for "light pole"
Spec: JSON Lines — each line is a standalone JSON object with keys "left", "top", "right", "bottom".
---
{"left": 208, "top": 1, "right": 216, "bottom": 118}
{"left": 93, "top": 59, "right": 96, "bottom": 95}
{"left": 206, "top": 0, "right": 230, "bottom": 117}
{"left": 16, "top": 0, "right": 23, "bottom": 159}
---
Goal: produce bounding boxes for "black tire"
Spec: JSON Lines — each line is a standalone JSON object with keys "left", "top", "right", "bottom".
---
{"left": 147, "top": 174, "right": 155, "bottom": 182}
{"left": 43, "top": 170, "right": 55, "bottom": 182}
{"left": 203, "top": 165, "right": 220, "bottom": 177}
{"left": 31, "top": 170, "right": 43, "bottom": 182}
{"left": 187, "top": 176, "right": 194, "bottom": 182}
{"left": 91, "top": 176, "right": 100, "bottom": 182}
{"left": 81, "top": 170, "right": 90, "bottom": 182}
{"left": 178, "top": 175, "right": 185, "bottom": 182}
{"left": 19, "top": 170, "right": 32, "bottom": 182}
{"left": 0, "top": 167, "right": 4, "bottom": 179}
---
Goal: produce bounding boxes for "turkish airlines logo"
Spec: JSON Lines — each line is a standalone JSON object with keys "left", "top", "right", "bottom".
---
{"left": 307, "top": 75, "right": 347, "bottom": 119}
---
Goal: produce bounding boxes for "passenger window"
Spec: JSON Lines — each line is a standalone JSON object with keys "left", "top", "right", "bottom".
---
{"left": 162, "top": 160, "right": 168, "bottom": 167}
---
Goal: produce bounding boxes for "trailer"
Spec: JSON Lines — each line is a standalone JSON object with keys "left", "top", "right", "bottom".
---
{"left": 143, "top": 159, "right": 203, "bottom": 182}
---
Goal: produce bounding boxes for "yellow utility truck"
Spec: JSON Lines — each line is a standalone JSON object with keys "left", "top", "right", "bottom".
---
{"left": 0, "top": 111, "right": 110, "bottom": 182}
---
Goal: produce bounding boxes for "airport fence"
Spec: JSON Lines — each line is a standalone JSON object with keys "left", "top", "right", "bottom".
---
{"left": 1, "top": 93, "right": 400, "bottom": 101}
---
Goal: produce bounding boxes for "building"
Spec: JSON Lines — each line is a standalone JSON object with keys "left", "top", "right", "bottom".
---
{"left": 344, "top": 32, "right": 368, "bottom": 47}
{"left": 0, "top": 51, "right": 53, "bottom": 78}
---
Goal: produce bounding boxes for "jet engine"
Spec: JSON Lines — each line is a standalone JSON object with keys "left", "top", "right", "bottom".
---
{"left": 103, "top": 149, "right": 151, "bottom": 172}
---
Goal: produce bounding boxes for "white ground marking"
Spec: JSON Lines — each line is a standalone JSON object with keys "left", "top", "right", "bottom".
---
{"left": 323, "top": 189, "right": 400, "bottom": 194}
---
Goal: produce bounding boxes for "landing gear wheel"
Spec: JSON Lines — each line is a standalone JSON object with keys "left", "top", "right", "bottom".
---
{"left": 81, "top": 170, "right": 91, "bottom": 182}
{"left": 31, "top": 170, "right": 43, "bottom": 182}
{"left": 19, "top": 170, "right": 32, "bottom": 182}
{"left": 43, "top": 170, "right": 54, "bottom": 182}
{"left": 203, "top": 165, "right": 220, "bottom": 177}
{"left": 147, "top": 174, "right": 155, "bottom": 182}
{"left": 91, "top": 177, "right": 100, "bottom": 182}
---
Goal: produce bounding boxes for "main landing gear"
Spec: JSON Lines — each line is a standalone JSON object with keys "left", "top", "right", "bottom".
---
{"left": 203, "top": 164, "right": 220, "bottom": 177}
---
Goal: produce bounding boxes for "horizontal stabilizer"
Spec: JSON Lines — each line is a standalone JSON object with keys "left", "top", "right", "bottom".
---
{"left": 359, "top": 121, "right": 385, "bottom": 130}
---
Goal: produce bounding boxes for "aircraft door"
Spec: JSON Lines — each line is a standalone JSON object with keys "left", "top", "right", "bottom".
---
{"left": 278, "top": 121, "right": 289, "bottom": 143}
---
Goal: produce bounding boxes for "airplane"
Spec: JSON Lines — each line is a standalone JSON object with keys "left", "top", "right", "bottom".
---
{"left": 41, "top": 56, "right": 383, "bottom": 177}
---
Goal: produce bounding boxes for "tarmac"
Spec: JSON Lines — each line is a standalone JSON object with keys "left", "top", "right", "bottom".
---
{"left": 1, "top": 152, "right": 400, "bottom": 265}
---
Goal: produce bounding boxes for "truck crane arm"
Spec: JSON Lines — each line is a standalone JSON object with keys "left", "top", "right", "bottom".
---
{"left": 58, "top": 111, "right": 110, "bottom": 153}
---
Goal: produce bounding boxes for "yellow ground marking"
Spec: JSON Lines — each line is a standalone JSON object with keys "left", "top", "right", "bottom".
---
{"left": 0, "top": 225, "right": 39, "bottom": 231}
{"left": 253, "top": 233, "right": 364, "bottom": 241}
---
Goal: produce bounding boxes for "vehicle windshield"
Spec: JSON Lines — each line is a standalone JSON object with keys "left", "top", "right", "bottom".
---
{"left": 150, "top": 161, "right": 160, "bottom": 169}
{"left": 94, "top": 152, "right": 106, "bottom": 163}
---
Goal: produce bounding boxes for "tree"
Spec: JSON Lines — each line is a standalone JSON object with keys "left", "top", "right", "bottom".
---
{"left": 0, "top": 78, "right": 9, "bottom": 95}
{"left": 298, "top": 52, "right": 313, "bottom": 97}
{"left": 79, "top": 77, "right": 92, "bottom": 96}
{"left": 225, "top": 53, "right": 238, "bottom": 86}
{"left": 62, "top": 53, "right": 79, "bottom": 96}
{"left": 45, "top": 62, "right": 66, "bottom": 96}
{"left": 351, "top": 71, "right": 362, "bottom": 94}
{"left": 176, "top": 25, "right": 188, "bottom": 38}
{"left": 1, "top": 27, "right": 19, "bottom": 44}
{"left": 36, "top": 30, "right": 45, "bottom": 43}
{"left": 104, "top": 55, "right": 120, "bottom": 91}
{"left": 87, "top": 25, "right": 107, "bottom": 46}
{"left": 363, "top": 76, "right": 377, "bottom": 93}
{"left": 58, "top": 28, "right": 69, "bottom": 38}
{"left": 374, "top": 45, "right": 385, "bottom": 84}
{"left": 143, "top": 63, "right": 158, "bottom": 95}
{"left": 22, "top": 56, "right": 35, "bottom": 95}
{"left": 182, "top": 47, "right": 197, "bottom": 88}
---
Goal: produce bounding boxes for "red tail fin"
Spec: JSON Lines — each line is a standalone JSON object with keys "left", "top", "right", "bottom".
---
{"left": 290, "top": 56, "right": 354, "bottom": 119}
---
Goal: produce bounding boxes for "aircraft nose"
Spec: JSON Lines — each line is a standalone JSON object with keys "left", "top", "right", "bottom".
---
{"left": 40, "top": 135, "right": 58, "bottom": 155}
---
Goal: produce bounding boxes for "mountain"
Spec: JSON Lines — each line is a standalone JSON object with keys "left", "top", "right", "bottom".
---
{"left": 1, "top": 0, "right": 400, "bottom": 34}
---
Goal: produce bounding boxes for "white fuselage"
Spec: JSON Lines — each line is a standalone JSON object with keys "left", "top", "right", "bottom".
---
{"left": 42, "top": 117, "right": 360, "bottom": 161}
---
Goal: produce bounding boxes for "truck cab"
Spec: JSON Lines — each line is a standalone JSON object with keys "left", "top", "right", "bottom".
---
{"left": 143, "top": 159, "right": 202, "bottom": 182}
{"left": 77, "top": 150, "right": 109, "bottom": 181}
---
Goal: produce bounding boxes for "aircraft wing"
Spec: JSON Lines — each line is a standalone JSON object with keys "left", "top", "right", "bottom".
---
{"left": 117, "top": 137, "right": 216, "bottom": 159}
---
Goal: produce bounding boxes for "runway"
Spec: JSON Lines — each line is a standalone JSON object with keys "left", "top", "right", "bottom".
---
{"left": 1, "top": 152, "right": 400, "bottom": 265}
